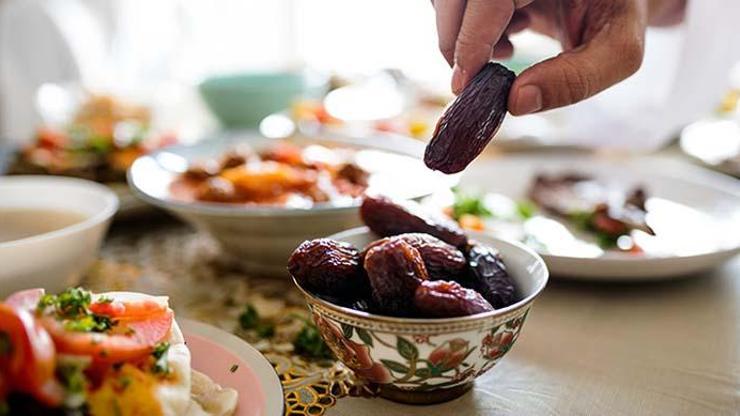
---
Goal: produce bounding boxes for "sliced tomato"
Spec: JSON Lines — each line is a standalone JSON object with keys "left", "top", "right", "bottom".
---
{"left": 0, "top": 304, "right": 63, "bottom": 406}
{"left": 5, "top": 288, "right": 45, "bottom": 312}
{"left": 89, "top": 294, "right": 168, "bottom": 320}
{"left": 42, "top": 309, "right": 173, "bottom": 364}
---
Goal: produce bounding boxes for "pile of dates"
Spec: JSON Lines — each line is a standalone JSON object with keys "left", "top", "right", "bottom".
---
{"left": 288, "top": 195, "right": 518, "bottom": 318}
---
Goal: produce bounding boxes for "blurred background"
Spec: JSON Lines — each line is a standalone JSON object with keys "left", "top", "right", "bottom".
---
{"left": 1, "top": 0, "right": 739, "bottom": 177}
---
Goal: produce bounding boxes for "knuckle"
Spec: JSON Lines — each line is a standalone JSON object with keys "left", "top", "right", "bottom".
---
{"left": 559, "top": 58, "right": 594, "bottom": 103}
{"left": 620, "top": 38, "right": 644, "bottom": 74}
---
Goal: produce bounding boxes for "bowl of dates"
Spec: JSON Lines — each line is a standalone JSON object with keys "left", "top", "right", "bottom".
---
{"left": 129, "top": 132, "right": 455, "bottom": 276}
{"left": 288, "top": 195, "right": 548, "bottom": 404}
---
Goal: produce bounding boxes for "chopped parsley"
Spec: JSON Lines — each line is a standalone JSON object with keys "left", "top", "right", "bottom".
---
{"left": 229, "top": 364, "right": 239, "bottom": 373}
{"left": 238, "top": 305, "right": 259, "bottom": 330}
{"left": 516, "top": 200, "right": 536, "bottom": 219}
{"left": 450, "top": 188, "right": 492, "bottom": 220}
{"left": 37, "top": 287, "right": 116, "bottom": 333}
{"left": 151, "top": 342, "right": 171, "bottom": 375}
{"left": 56, "top": 357, "right": 89, "bottom": 409}
{"left": 0, "top": 332, "right": 11, "bottom": 357}
{"left": 293, "top": 323, "right": 333, "bottom": 360}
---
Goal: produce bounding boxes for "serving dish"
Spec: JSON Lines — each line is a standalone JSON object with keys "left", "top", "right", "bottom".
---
{"left": 680, "top": 117, "right": 740, "bottom": 178}
{"left": 293, "top": 227, "right": 548, "bottom": 404}
{"left": 0, "top": 176, "right": 118, "bottom": 296}
{"left": 182, "top": 319, "right": 284, "bottom": 416}
{"left": 442, "top": 153, "right": 740, "bottom": 280}
{"left": 128, "top": 131, "right": 456, "bottom": 276}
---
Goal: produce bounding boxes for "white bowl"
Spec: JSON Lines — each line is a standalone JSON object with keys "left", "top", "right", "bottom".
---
{"left": 0, "top": 176, "right": 118, "bottom": 296}
{"left": 292, "top": 227, "right": 549, "bottom": 404}
{"left": 128, "top": 131, "right": 456, "bottom": 277}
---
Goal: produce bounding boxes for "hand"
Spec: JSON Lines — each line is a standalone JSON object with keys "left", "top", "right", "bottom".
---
{"left": 433, "top": 0, "right": 686, "bottom": 115}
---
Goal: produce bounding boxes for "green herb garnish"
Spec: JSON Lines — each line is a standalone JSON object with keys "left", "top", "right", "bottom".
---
{"left": 239, "top": 305, "right": 259, "bottom": 330}
{"left": 38, "top": 287, "right": 117, "bottom": 334}
{"left": 255, "top": 322, "right": 275, "bottom": 338}
{"left": 151, "top": 342, "right": 171, "bottom": 375}
{"left": 56, "top": 357, "right": 89, "bottom": 408}
{"left": 293, "top": 323, "right": 333, "bottom": 360}
{"left": 516, "top": 200, "right": 536, "bottom": 219}
{"left": 63, "top": 314, "right": 116, "bottom": 333}
{"left": 229, "top": 364, "right": 239, "bottom": 373}
{"left": 451, "top": 188, "right": 492, "bottom": 220}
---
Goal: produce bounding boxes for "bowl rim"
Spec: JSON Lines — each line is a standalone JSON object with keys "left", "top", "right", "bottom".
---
{"left": 0, "top": 175, "right": 119, "bottom": 248}
{"left": 127, "top": 130, "right": 456, "bottom": 217}
{"left": 291, "top": 227, "right": 549, "bottom": 325}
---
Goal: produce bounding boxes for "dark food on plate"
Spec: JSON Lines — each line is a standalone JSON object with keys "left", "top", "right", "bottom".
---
{"left": 288, "top": 238, "right": 366, "bottom": 298}
{"left": 289, "top": 195, "right": 519, "bottom": 318}
{"left": 9, "top": 95, "right": 176, "bottom": 183}
{"left": 360, "top": 233, "right": 467, "bottom": 281}
{"left": 528, "top": 173, "right": 655, "bottom": 245}
{"left": 360, "top": 194, "right": 468, "bottom": 248}
{"left": 465, "top": 242, "right": 517, "bottom": 309}
{"left": 424, "top": 63, "right": 516, "bottom": 174}
{"left": 414, "top": 280, "right": 494, "bottom": 318}
{"left": 0, "top": 287, "right": 237, "bottom": 416}
{"left": 173, "top": 142, "right": 370, "bottom": 206}
{"left": 364, "top": 238, "right": 430, "bottom": 317}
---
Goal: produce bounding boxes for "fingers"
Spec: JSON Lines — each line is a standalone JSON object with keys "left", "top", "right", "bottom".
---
{"left": 452, "top": 0, "right": 515, "bottom": 94}
{"left": 434, "top": 0, "right": 466, "bottom": 67}
{"left": 508, "top": 4, "right": 646, "bottom": 115}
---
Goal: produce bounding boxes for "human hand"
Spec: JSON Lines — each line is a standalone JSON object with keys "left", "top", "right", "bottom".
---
{"left": 433, "top": 0, "right": 686, "bottom": 115}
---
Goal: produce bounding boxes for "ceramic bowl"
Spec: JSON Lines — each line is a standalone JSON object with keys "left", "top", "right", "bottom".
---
{"left": 128, "top": 131, "right": 456, "bottom": 277}
{"left": 0, "top": 176, "right": 118, "bottom": 296}
{"left": 199, "top": 71, "right": 327, "bottom": 128}
{"left": 292, "top": 227, "right": 549, "bottom": 405}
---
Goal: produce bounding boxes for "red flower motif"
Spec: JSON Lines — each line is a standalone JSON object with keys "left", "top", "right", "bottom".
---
{"left": 313, "top": 314, "right": 392, "bottom": 384}
{"left": 428, "top": 338, "right": 469, "bottom": 371}
{"left": 480, "top": 331, "right": 515, "bottom": 360}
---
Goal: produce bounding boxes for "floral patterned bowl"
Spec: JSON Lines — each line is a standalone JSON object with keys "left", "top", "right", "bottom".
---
{"left": 291, "top": 227, "right": 549, "bottom": 405}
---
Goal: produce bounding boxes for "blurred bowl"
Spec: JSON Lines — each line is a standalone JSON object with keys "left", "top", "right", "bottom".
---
{"left": 199, "top": 71, "right": 327, "bottom": 128}
{"left": 128, "top": 131, "right": 457, "bottom": 277}
{"left": 292, "top": 227, "right": 548, "bottom": 405}
{"left": 0, "top": 176, "right": 118, "bottom": 296}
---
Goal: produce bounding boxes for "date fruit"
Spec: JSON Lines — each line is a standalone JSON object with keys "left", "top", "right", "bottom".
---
{"left": 288, "top": 239, "right": 366, "bottom": 297}
{"left": 466, "top": 242, "right": 517, "bottom": 309}
{"left": 414, "top": 280, "right": 493, "bottom": 318}
{"left": 360, "top": 195, "right": 468, "bottom": 248}
{"left": 364, "top": 239, "right": 428, "bottom": 316}
{"left": 362, "top": 233, "right": 466, "bottom": 281}
{"left": 424, "top": 62, "right": 515, "bottom": 174}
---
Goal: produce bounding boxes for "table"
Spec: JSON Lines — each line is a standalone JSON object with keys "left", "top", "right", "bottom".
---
{"left": 88, "top": 212, "right": 739, "bottom": 416}
{"left": 332, "top": 259, "right": 740, "bottom": 415}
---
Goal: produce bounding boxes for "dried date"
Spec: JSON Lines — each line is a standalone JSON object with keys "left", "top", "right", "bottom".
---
{"left": 414, "top": 280, "right": 493, "bottom": 318}
{"left": 288, "top": 239, "right": 366, "bottom": 297}
{"left": 364, "top": 239, "right": 428, "bottom": 316}
{"left": 466, "top": 242, "right": 517, "bottom": 308}
{"left": 361, "top": 233, "right": 466, "bottom": 281}
{"left": 360, "top": 195, "right": 468, "bottom": 248}
{"left": 424, "top": 63, "right": 515, "bottom": 174}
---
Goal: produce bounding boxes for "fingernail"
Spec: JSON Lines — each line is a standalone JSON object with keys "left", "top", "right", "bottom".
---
{"left": 451, "top": 64, "right": 466, "bottom": 95}
{"left": 515, "top": 85, "right": 543, "bottom": 115}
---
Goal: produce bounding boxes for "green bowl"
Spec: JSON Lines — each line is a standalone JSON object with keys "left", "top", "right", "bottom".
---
{"left": 199, "top": 71, "right": 324, "bottom": 128}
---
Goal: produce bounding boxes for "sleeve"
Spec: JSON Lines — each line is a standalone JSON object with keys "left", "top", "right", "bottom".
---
{"left": 543, "top": 0, "right": 740, "bottom": 151}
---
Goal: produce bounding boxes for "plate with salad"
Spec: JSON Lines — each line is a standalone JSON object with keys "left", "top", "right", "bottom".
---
{"left": 426, "top": 153, "right": 740, "bottom": 280}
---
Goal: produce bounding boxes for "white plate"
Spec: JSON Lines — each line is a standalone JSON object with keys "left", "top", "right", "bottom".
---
{"left": 455, "top": 153, "right": 740, "bottom": 281}
{"left": 181, "top": 319, "right": 284, "bottom": 416}
{"left": 680, "top": 117, "right": 740, "bottom": 177}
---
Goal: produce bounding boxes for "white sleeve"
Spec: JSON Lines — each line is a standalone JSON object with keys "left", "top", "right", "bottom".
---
{"left": 540, "top": 0, "right": 740, "bottom": 151}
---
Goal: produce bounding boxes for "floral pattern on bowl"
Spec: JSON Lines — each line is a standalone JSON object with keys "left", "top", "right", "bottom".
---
{"left": 310, "top": 304, "right": 528, "bottom": 394}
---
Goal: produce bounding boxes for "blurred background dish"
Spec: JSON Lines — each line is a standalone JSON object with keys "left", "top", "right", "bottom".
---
{"left": 182, "top": 319, "right": 284, "bottom": 416}
{"left": 426, "top": 153, "right": 740, "bottom": 280}
{"left": 0, "top": 176, "right": 118, "bottom": 296}
{"left": 199, "top": 70, "right": 328, "bottom": 129}
{"left": 680, "top": 117, "right": 740, "bottom": 178}
{"left": 128, "top": 130, "right": 457, "bottom": 276}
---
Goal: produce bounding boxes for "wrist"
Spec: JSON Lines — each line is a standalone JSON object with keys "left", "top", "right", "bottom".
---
{"left": 647, "top": 0, "right": 687, "bottom": 26}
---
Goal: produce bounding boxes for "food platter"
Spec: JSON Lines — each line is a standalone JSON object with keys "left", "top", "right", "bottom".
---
{"left": 446, "top": 153, "right": 740, "bottom": 280}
